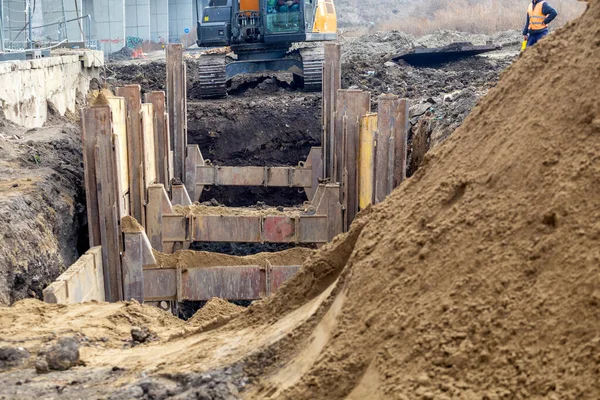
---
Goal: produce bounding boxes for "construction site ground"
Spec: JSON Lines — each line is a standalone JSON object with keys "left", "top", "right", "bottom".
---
{"left": 1, "top": 1, "right": 599, "bottom": 396}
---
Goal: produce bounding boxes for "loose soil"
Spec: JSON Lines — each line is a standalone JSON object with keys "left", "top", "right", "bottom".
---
{"left": 0, "top": 1, "right": 598, "bottom": 398}
{"left": 0, "top": 108, "right": 86, "bottom": 306}
{"left": 188, "top": 298, "right": 245, "bottom": 327}
{"left": 104, "top": 29, "right": 517, "bottom": 189}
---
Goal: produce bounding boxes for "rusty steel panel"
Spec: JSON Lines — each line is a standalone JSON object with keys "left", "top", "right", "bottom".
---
{"left": 143, "top": 268, "right": 177, "bottom": 300}
{"left": 270, "top": 265, "right": 301, "bottom": 295}
{"left": 263, "top": 216, "right": 296, "bottom": 243}
{"left": 195, "top": 166, "right": 312, "bottom": 187}
{"left": 180, "top": 266, "right": 265, "bottom": 301}
{"left": 266, "top": 167, "right": 290, "bottom": 186}
{"left": 196, "top": 166, "right": 216, "bottom": 185}
{"left": 290, "top": 169, "right": 312, "bottom": 187}
{"left": 162, "top": 214, "right": 188, "bottom": 242}
{"left": 194, "top": 216, "right": 262, "bottom": 242}
{"left": 298, "top": 216, "right": 329, "bottom": 243}
{"left": 219, "top": 166, "right": 264, "bottom": 186}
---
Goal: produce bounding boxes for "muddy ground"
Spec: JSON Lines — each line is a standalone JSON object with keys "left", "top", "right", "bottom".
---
{"left": 0, "top": 107, "right": 86, "bottom": 306}
{"left": 103, "top": 29, "right": 519, "bottom": 180}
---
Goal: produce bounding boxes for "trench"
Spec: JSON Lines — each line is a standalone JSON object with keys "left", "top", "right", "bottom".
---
{"left": 177, "top": 93, "right": 322, "bottom": 318}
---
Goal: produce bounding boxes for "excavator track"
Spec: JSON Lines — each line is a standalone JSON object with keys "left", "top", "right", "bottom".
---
{"left": 299, "top": 47, "right": 325, "bottom": 92}
{"left": 197, "top": 54, "right": 228, "bottom": 99}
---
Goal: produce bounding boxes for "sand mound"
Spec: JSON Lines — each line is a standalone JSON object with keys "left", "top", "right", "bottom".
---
{"left": 0, "top": 299, "right": 184, "bottom": 355}
{"left": 239, "top": 2, "right": 600, "bottom": 398}
{"left": 188, "top": 298, "right": 245, "bottom": 327}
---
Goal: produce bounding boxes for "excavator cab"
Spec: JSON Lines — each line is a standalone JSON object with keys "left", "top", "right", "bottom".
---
{"left": 195, "top": 0, "right": 337, "bottom": 98}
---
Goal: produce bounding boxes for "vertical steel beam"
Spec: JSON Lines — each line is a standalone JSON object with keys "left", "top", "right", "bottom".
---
{"left": 146, "top": 184, "right": 174, "bottom": 252}
{"left": 81, "top": 107, "right": 102, "bottom": 248}
{"left": 0, "top": 0, "right": 5, "bottom": 53}
{"left": 334, "top": 90, "right": 370, "bottom": 229}
{"left": 359, "top": 113, "right": 377, "bottom": 210}
{"left": 375, "top": 94, "right": 406, "bottom": 203}
{"left": 167, "top": 44, "right": 187, "bottom": 183}
{"left": 145, "top": 91, "right": 171, "bottom": 185}
{"left": 393, "top": 98, "right": 410, "bottom": 188}
{"left": 322, "top": 43, "right": 341, "bottom": 180}
{"left": 122, "top": 230, "right": 156, "bottom": 303}
{"left": 81, "top": 106, "right": 124, "bottom": 302}
{"left": 116, "top": 85, "right": 145, "bottom": 227}
{"left": 27, "top": 0, "right": 32, "bottom": 49}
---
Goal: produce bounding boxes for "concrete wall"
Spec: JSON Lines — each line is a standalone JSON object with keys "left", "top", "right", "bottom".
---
{"left": 43, "top": 247, "right": 105, "bottom": 304}
{"left": 169, "top": 0, "right": 193, "bottom": 42}
{"left": 94, "top": 0, "right": 126, "bottom": 53}
{"left": 0, "top": 49, "right": 103, "bottom": 128}
{"left": 150, "top": 0, "right": 169, "bottom": 43}
{"left": 125, "top": 0, "right": 151, "bottom": 41}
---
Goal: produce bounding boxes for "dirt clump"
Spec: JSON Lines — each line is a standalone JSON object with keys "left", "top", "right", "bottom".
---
{"left": 0, "top": 347, "right": 30, "bottom": 370}
{"left": 188, "top": 298, "right": 245, "bottom": 327}
{"left": 130, "top": 326, "right": 158, "bottom": 344}
{"left": 34, "top": 336, "right": 80, "bottom": 373}
{"left": 121, "top": 215, "right": 145, "bottom": 233}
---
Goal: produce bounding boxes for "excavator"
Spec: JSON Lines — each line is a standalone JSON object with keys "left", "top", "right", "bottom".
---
{"left": 195, "top": 0, "right": 337, "bottom": 98}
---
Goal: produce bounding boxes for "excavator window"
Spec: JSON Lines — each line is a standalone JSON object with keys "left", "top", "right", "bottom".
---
{"left": 209, "top": 0, "right": 228, "bottom": 6}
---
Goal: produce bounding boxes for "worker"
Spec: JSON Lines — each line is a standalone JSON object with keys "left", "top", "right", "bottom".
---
{"left": 277, "top": 0, "right": 300, "bottom": 12}
{"left": 523, "top": 0, "right": 558, "bottom": 47}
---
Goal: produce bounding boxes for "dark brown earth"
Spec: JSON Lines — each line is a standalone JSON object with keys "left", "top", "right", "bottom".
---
{"left": 104, "top": 33, "right": 517, "bottom": 185}
{"left": 0, "top": 107, "right": 86, "bottom": 306}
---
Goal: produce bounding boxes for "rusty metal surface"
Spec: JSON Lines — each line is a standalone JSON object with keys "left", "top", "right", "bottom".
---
{"left": 196, "top": 166, "right": 312, "bottom": 187}
{"left": 162, "top": 215, "right": 189, "bottom": 242}
{"left": 269, "top": 266, "right": 301, "bottom": 295}
{"left": 263, "top": 216, "right": 296, "bottom": 243}
{"left": 194, "top": 215, "right": 262, "bottom": 242}
{"left": 142, "top": 264, "right": 302, "bottom": 301}
{"left": 143, "top": 268, "right": 177, "bottom": 300}
{"left": 179, "top": 266, "right": 266, "bottom": 301}
{"left": 298, "top": 216, "right": 329, "bottom": 243}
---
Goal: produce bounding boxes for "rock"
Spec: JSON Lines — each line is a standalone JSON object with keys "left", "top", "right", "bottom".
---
{"left": 131, "top": 326, "right": 150, "bottom": 343}
{"left": 34, "top": 357, "right": 50, "bottom": 374}
{"left": 36, "top": 337, "right": 80, "bottom": 373}
{"left": 131, "top": 326, "right": 156, "bottom": 343}
{"left": 0, "top": 346, "right": 30, "bottom": 370}
{"left": 384, "top": 61, "right": 398, "bottom": 68}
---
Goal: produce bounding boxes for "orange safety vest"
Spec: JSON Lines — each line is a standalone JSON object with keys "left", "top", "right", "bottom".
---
{"left": 528, "top": 1, "right": 548, "bottom": 32}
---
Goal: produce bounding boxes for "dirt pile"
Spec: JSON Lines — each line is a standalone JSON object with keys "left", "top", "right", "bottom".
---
{"left": 153, "top": 247, "right": 313, "bottom": 270}
{"left": 244, "top": 1, "right": 599, "bottom": 397}
{"left": 188, "top": 298, "right": 245, "bottom": 327}
{"left": 341, "top": 29, "right": 519, "bottom": 175}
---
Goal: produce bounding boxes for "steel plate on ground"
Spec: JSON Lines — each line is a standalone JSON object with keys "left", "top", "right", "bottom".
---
{"left": 180, "top": 265, "right": 265, "bottom": 300}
